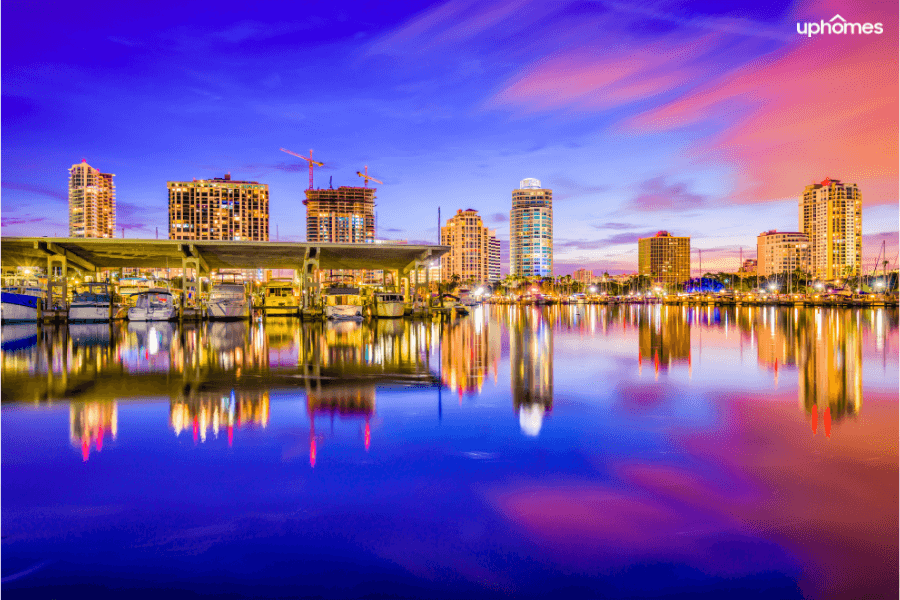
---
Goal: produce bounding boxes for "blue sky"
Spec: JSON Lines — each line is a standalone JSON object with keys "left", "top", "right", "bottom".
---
{"left": 2, "top": 0, "right": 897, "bottom": 274}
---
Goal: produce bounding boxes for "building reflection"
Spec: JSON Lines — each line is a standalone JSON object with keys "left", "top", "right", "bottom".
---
{"left": 509, "top": 307, "right": 553, "bottom": 436}
{"left": 170, "top": 389, "right": 269, "bottom": 445}
{"left": 441, "top": 316, "right": 500, "bottom": 396}
{"left": 70, "top": 401, "right": 117, "bottom": 461}
{"left": 638, "top": 305, "right": 691, "bottom": 377}
{"left": 797, "top": 309, "right": 863, "bottom": 427}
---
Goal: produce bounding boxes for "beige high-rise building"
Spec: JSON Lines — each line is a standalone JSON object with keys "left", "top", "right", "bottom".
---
{"left": 638, "top": 231, "right": 690, "bottom": 288}
{"left": 168, "top": 174, "right": 269, "bottom": 241}
{"left": 573, "top": 268, "right": 593, "bottom": 284}
{"left": 69, "top": 160, "right": 115, "bottom": 238}
{"left": 800, "top": 178, "right": 862, "bottom": 280}
{"left": 510, "top": 178, "right": 552, "bottom": 278}
{"left": 304, "top": 186, "right": 375, "bottom": 244}
{"left": 756, "top": 231, "right": 809, "bottom": 278}
{"left": 441, "top": 209, "right": 496, "bottom": 283}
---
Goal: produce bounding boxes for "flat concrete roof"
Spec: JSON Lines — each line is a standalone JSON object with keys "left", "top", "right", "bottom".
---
{"left": 0, "top": 237, "right": 449, "bottom": 272}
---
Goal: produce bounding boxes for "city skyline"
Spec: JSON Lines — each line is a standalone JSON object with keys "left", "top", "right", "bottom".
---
{"left": 2, "top": 0, "right": 897, "bottom": 275}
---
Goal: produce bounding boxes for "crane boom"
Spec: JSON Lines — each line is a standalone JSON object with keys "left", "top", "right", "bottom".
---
{"left": 356, "top": 165, "right": 383, "bottom": 188}
{"left": 280, "top": 148, "right": 323, "bottom": 190}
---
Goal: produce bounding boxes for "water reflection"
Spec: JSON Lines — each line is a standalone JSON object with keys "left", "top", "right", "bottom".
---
{"left": 70, "top": 401, "right": 117, "bottom": 461}
{"left": 1, "top": 306, "right": 896, "bottom": 442}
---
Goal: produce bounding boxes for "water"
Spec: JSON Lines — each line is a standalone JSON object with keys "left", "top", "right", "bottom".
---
{"left": 2, "top": 305, "right": 897, "bottom": 599}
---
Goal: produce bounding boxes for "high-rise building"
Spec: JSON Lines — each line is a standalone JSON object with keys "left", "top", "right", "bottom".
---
{"left": 638, "top": 231, "right": 690, "bottom": 288}
{"left": 488, "top": 234, "right": 501, "bottom": 282}
{"left": 440, "top": 209, "right": 495, "bottom": 283}
{"left": 800, "top": 178, "right": 862, "bottom": 280}
{"left": 510, "top": 178, "right": 552, "bottom": 278}
{"left": 573, "top": 268, "right": 593, "bottom": 284}
{"left": 739, "top": 258, "right": 758, "bottom": 276}
{"left": 304, "top": 186, "right": 375, "bottom": 244}
{"left": 756, "top": 231, "right": 809, "bottom": 278}
{"left": 69, "top": 160, "right": 115, "bottom": 238}
{"left": 168, "top": 174, "right": 269, "bottom": 241}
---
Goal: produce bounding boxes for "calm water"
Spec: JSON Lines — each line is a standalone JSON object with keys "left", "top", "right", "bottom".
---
{"left": 2, "top": 305, "right": 897, "bottom": 599}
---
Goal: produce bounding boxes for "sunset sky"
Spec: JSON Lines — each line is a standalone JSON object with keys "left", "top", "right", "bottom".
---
{"left": 2, "top": 0, "right": 897, "bottom": 274}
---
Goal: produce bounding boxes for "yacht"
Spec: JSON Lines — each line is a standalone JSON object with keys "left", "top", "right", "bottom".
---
{"left": 262, "top": 280, "right": 300, "bottom": 316}
{"left": 207, "top": 274, "right": 250, "bottom": 320}
{"left": 324, "top": 286, "right": 364, "bottom": 320}
{"left": 373, "top": 292, "right": 405, "bottom": 318}
{"left": 128, "top": 289, "right": 177, "bottom": 321}
{"left": 1, "top": 282, "right": 44, "bottom": 322}
{"left": 70, "top": 282, "right": 125, "bottom": 322}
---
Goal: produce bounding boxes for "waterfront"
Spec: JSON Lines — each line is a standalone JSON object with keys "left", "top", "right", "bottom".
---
{"left": 2, "top": 305, "right": 897, "bottom": 599}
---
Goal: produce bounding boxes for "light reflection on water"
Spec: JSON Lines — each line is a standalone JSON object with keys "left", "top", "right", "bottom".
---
{"left": 1, "top": 305, "right": 897, "bottom": 599}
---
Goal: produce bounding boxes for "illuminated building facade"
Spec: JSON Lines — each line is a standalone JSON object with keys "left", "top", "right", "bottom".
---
{"left": 638, "top": 231, "right": 690, "bottom": 288}
{"left": 304, "top": 186, "right": 375, "bottom": 243}
{"left": 168, "top": 174, "right": 269, "bottom": 241}
{"left": 800, "top": 178, "right": 862, "bottom": 280}
{"left": 573, "top": 268, "right": 593, "bottom": 284}
{"left": 440, "top": 209, "right": 496, "bottom": 283}
{"left": 69, "top": 160, "right": 115, "bottom": 238}
{"left": 756, "top": 231, "right": 810, "bottom": 278}
{"left": 489, "top": 235, "right": 501, "bottom": 282}
{"left": 510, "top": 178, "right": 552, "bottom": 277}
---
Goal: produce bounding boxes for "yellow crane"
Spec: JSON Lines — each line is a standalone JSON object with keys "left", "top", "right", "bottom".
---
{"left": 280, "top": 148, "right": 323, "bottom": 190}
{"left": 356, "top": 165, "right": 382, "bottom": 189}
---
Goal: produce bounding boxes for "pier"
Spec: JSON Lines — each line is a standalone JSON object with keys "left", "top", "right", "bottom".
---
{"left": 1, "top": 237, "right": 450, "bottom": 321}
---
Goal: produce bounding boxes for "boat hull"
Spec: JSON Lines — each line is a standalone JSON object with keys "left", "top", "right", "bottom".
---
{"left": 1, "top": 292, "right": 41, "bottom": 322}
{"left": 326, "top": 305, "right": 363, "bottom": 320}
{"left": 264, "top": 304, "right": 299, "bottom": 316}
{"left": 128, "top": 307, "right": 177, "bottom": 321}
{"left": 69, "top": 304, "right": 112, "bottom": 322}
{"left": 374, "top": 302, "right": 405, "bottom": 318}
{"left": 207, "top": 300, "right": 250, "bottom": 320}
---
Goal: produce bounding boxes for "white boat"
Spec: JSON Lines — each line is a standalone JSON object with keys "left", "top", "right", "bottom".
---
{"left": 207, "top": 276, "right": 250, "bottom": 320}
{"left": 324, "top": 286, "right": 364, "bottom": 320}
{"left": 373, "top": 292, "right": 405, "bottom": 318}
{"left": 128, "top": 289, "right": 177, "bottom": 321}
{"left": 69, "top": 282, "right": 122, "bottom": 322}
{"left": 262, "top": 280, "right": 299, "bottom": 316}
{"left": 1, "top": 285, "right": 44, "bottom": 322}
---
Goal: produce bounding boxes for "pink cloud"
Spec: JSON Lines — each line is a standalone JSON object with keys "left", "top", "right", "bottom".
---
{"left": 490, "top": 32, "right": 725, "bottom": 113}
{"left": 627, "top": 0, "right": 898, "bottom": 206}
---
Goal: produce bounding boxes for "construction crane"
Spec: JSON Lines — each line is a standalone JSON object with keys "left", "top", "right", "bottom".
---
{"left": 356, "top": 165, "right": 382, "bottom": 189}
{"left": 280, "top": 148, "right": 323, "bottom": 190}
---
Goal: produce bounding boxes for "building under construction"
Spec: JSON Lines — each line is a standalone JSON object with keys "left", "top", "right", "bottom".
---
{"left": 304, "top": 186, "right": 375, "bottom": 244}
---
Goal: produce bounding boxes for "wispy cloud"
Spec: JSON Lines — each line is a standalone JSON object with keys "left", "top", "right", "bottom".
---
{"left": 1, "top": 215, "right": 48, "bottom": 227}
{"left": 2, "top": 182, "right": 67, "bottom": 202}
{"left": 625, "top": 177, "right": 708, "bottom": 212}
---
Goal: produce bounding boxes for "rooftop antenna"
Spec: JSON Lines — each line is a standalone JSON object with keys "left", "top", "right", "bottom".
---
{"left": 329, "top": 176, "right": 333, "bottom": 190}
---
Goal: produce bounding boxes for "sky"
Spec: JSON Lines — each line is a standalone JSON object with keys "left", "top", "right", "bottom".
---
{"left": 2, "top": 0, "right": 897, "bottom": 275}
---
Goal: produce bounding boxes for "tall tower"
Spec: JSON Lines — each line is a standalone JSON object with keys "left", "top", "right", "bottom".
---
{"left": 168, "top": 174, "right": 269, "bottom": 241}
{"left": 304, "top": 186, "right": 375, "bottom": 243}
{"left": 638, "top": 231, "right": 690, "bottom": 289}
{"left": 510, "top": 178, "right": 552, "bottom": 278}
{"left": 69, "top": 160, "right": 115, "bottom": 238}
{"left": 440, "top": 209, "right": 493, "bottom": 283}
{"left": 800, "top": 178, "right": 862, "bottom": 280}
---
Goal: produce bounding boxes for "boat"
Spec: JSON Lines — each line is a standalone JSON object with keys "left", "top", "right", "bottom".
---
{"left": 372, "top": 292, "right": 406, "bottom": 318}
{"left": 440, "top": 293, "right": 469, "bottom": 315}
{"left": 206, "top": 274, "right": 250, "bottom": 320}
{"left": 324, "top": 286, "right": 364, "bottom": 320}
{"left": 262, "top": 280, "right": 300, "bottom": 316}
{"left": 127, "top": 289, "right": 177, "bottom": 321}
{"left": 69, "top": 282, "right": 124, "bottom": 322}
{"left": 1, "top": 283, "right": 44, "bottom": 322}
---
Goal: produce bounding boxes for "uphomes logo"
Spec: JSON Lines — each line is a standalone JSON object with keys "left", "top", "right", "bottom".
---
{"left": 797, "top": 14, "right": 883, "bottom": 37}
